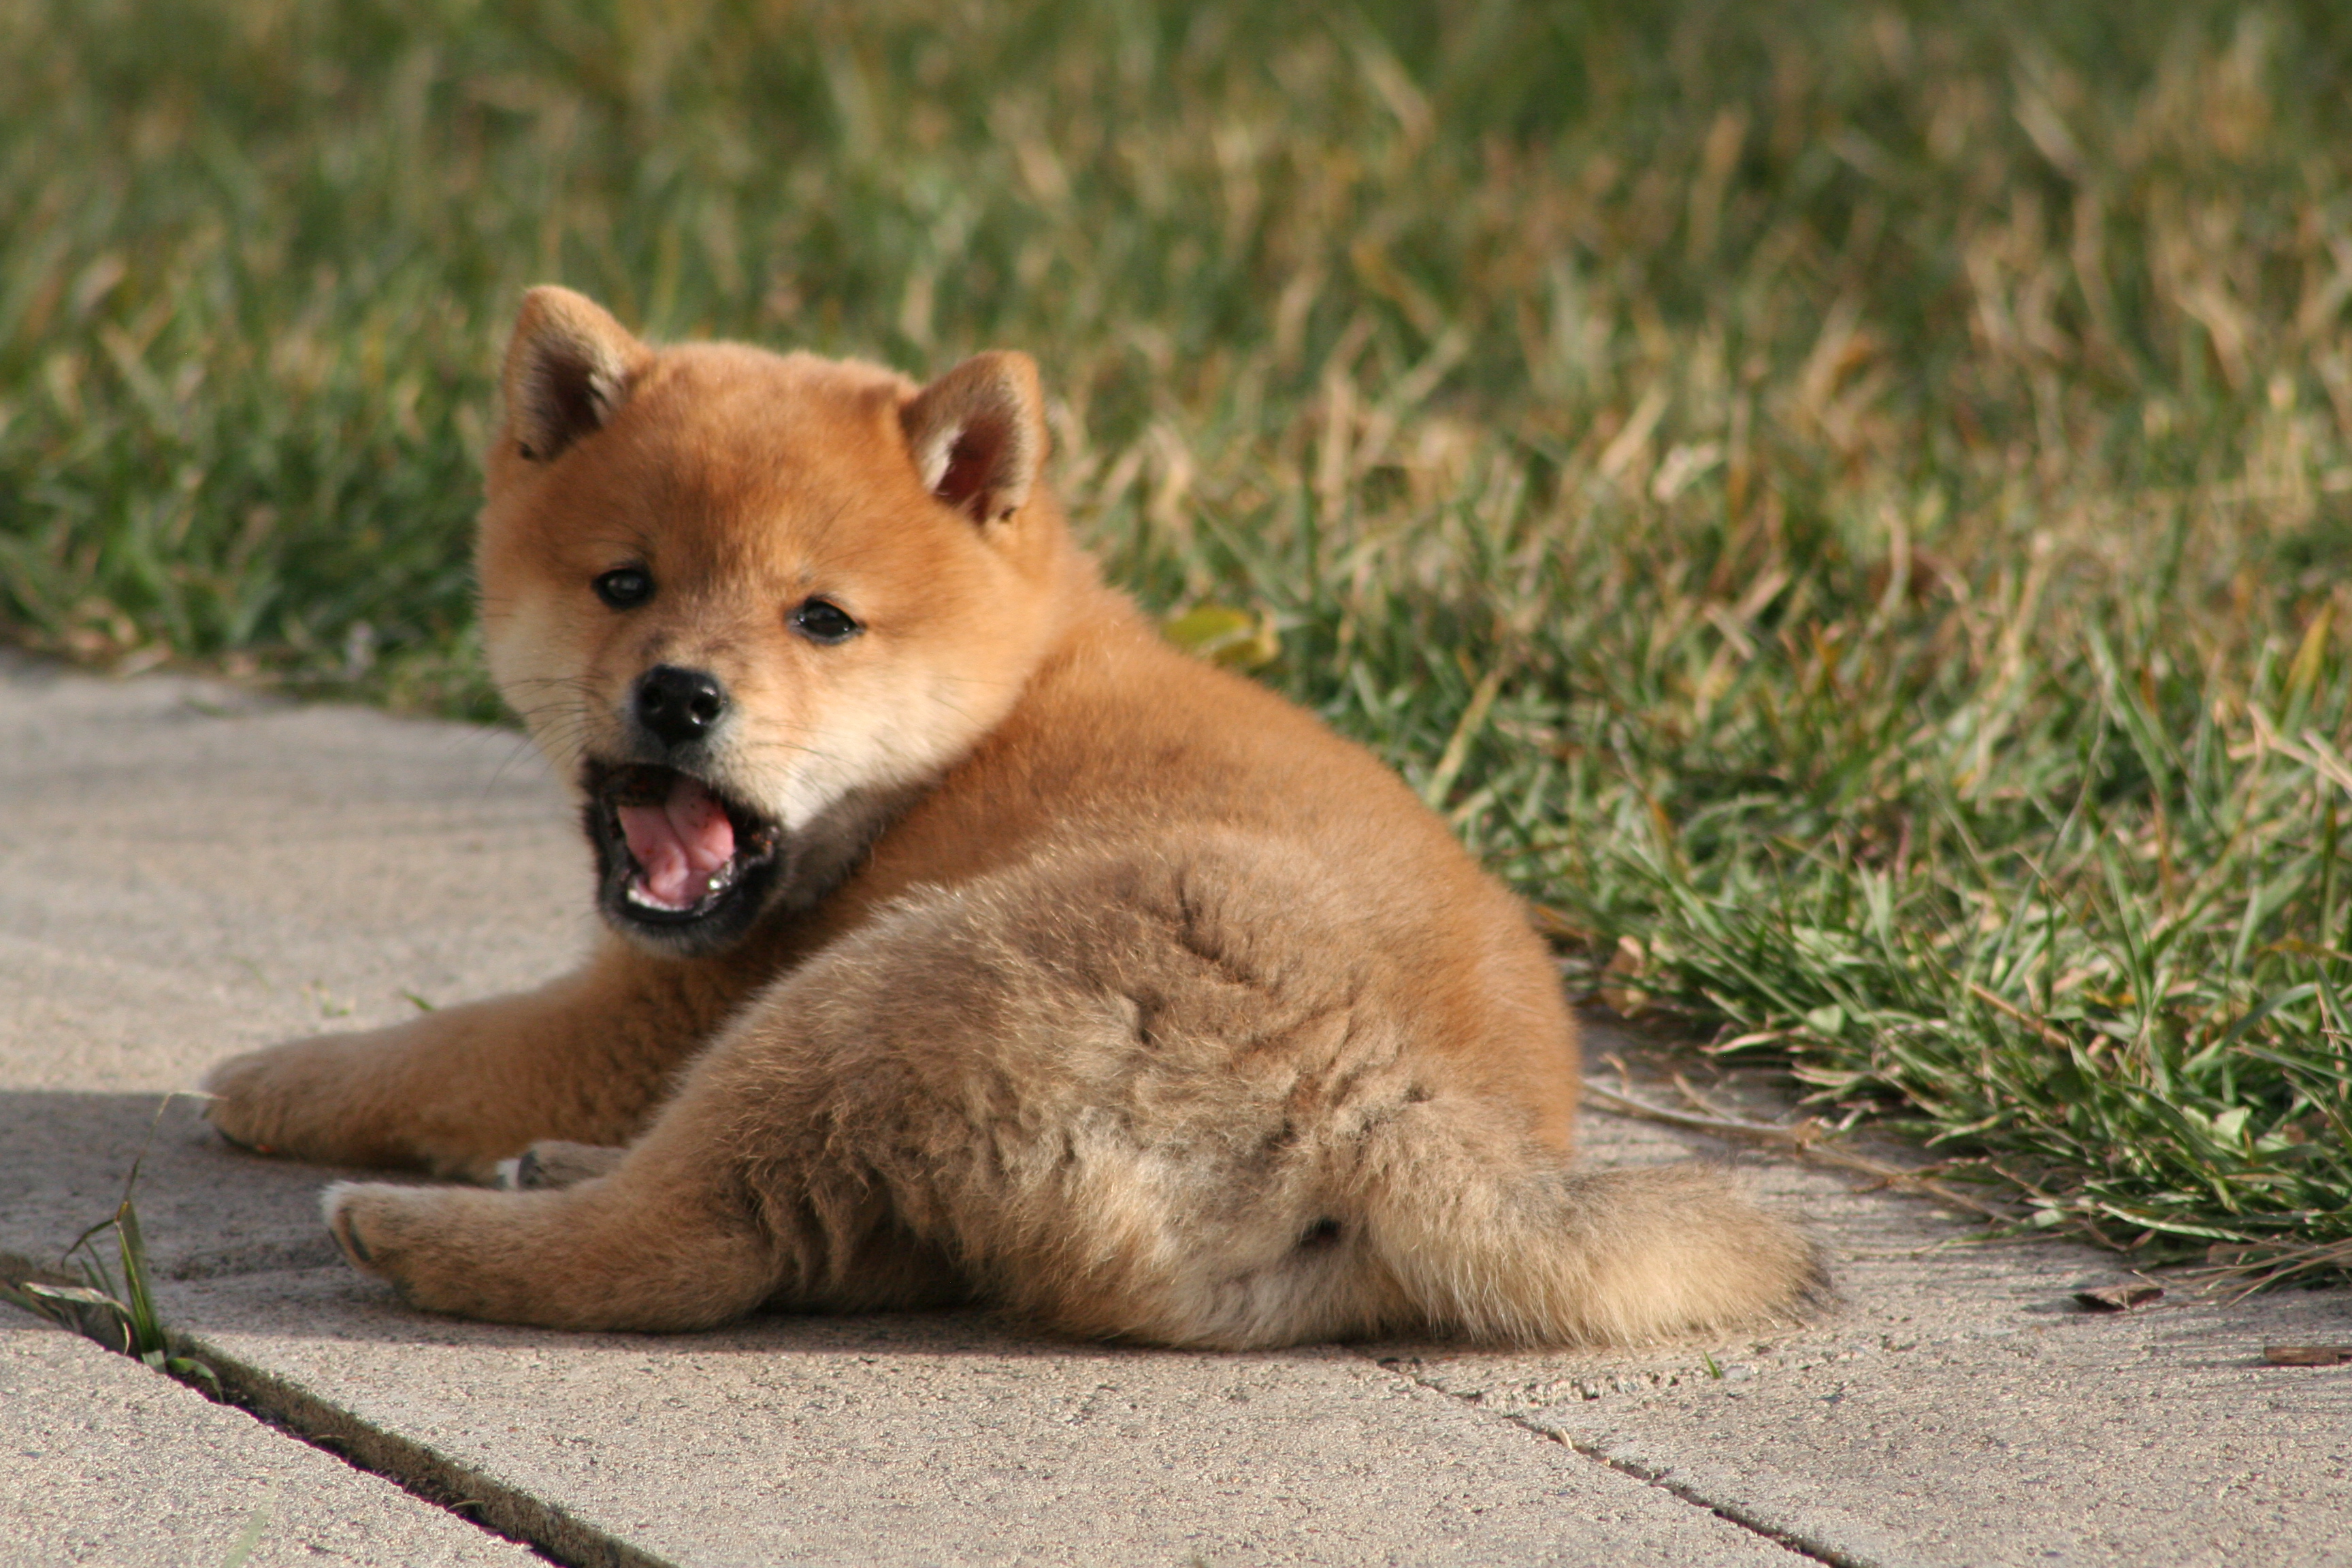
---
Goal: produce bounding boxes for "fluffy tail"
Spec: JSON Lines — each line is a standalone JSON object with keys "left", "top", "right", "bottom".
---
{"left": 1362, "top": 1149, "right": 1830, "bottom": 1345}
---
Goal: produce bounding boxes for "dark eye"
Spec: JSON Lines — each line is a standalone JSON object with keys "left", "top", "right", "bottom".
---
{"left": 593, "top": 567, "right": 653, "bottom": 608}
{"left": 790, "top": 598, "right": 860, "bottom": 644}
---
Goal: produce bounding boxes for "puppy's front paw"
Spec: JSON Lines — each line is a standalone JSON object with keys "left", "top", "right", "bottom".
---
{"left": 205, "top": 1029, "right": 508, "bottom": 1180}
{"left": 203, "top": 1040, "right": 342, "bottom": 1160}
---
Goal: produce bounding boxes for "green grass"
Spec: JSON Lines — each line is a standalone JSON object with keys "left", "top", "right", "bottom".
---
{"left": 2, "top": 1098, "right": 220, "bottom": 1392}
{"left": 6, "top": 0, "right": 2352, "bottom": 1277}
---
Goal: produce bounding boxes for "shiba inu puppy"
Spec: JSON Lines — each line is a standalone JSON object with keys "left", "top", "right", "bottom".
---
{"left": 201, "top": 287, "right": 1825, "bottom": 1348}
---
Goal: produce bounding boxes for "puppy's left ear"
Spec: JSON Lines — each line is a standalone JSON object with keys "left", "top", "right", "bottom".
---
{"left": 901, "top": 351, "right": 1048, "bottom": 525}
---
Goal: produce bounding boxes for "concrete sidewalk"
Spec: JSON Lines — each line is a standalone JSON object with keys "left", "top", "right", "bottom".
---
{"left": 3, "top": 652, "right": 2347, "bottom": 1567}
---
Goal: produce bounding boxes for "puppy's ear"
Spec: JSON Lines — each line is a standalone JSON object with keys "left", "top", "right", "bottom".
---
{"left": 502, "top": 287, "right": 651, "bottom": 463}
{"left": 900, "top": 351, "right": 1048, "bottom": 525}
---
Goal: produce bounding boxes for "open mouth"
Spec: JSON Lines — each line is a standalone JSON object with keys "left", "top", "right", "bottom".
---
{"left": 585, "top": 762, "right": 783, "bottom": 947}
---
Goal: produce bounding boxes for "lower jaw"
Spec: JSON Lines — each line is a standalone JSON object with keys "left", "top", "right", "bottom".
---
{"left": 623, "top": 868, "right": 736, "bottom": 917}
{"left": 597, "top": 855, "right": 781, "bottom": 957}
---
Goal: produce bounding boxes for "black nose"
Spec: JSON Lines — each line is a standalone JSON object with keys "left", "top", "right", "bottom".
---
{"left": 634, "top": 666, "right": 728, "bottom": 749}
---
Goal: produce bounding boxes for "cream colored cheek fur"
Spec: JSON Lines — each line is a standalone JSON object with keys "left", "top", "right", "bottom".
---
{"left": 482, "top": 599, "right": 595, "bottom": 764}
{"left": 750, "top": 651, "right": 1013, "bottom": 831}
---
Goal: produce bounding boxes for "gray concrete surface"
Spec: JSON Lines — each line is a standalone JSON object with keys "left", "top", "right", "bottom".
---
{"left": 2, "top": 1311, "right": 534, "bottom": 1567}
{"left": 5, "top": 652, "right": 2351, "bottom": 1567}
{"left": 154, "top": 1270, "right": 1800, "bottom": 1567}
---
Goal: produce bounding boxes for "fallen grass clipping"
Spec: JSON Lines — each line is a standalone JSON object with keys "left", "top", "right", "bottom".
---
{"left": 4, "top": 1, "right": 2351, "bottom": 1280}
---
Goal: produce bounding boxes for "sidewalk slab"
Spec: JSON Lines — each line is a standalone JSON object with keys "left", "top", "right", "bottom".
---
{"left": 7, "top": 653, "right": 2352, "bottom": 1567}
{"left": 2, "top": 1310, "right": 532, "bottom": 1567}
{"left": 0, "top": 653, "right": 591, "bottom": 1097}
{"left": 159, "top": 1270, "right": 1799, "bottom": 1568}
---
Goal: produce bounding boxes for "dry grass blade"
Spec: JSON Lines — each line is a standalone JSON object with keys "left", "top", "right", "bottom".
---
{"left": 1964, "top": 983, "right": 2080, "bottom": 1054}
{"left": 1582, "top": 1074, "right": 2021, "bottom": 1228}
{"left": 2189, "top": 1237, "right": 2352, "bottom": 1302}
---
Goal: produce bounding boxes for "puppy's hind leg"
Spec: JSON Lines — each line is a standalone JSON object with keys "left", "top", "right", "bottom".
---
{"left": 326, "top": 1126, "right": 779, "bottom": 1332}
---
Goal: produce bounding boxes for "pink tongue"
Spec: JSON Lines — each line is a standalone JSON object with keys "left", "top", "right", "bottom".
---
{"left": 616, "top": 775, "right": 737, "bottom": 908}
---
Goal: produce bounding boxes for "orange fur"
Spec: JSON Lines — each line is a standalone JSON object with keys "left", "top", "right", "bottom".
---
{"left": 203, "top": 287, "right": 1825, "bottom": 1348}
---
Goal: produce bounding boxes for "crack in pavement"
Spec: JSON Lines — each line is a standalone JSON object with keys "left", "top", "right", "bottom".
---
{"left": 184, "top": 1324, "right": 667, "bottom": 1568}
{"left": 1358, "top": 1350, "right": 1860, "bottom": 1568}
{"left": 5, "top": 1247, "right": 621, "bottom": 1568}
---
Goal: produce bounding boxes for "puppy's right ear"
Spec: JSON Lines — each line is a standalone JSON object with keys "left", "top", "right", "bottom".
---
{"left": 502, "top": 287, "right": 651, "bottom": 463}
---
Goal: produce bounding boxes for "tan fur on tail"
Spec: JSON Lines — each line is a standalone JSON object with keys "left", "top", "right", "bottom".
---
{"left": 1366, "top": 1159, "right": 1827, "bottom": 1346}
{"left": 206, "top": 287, "right": 1827, "bottom": 1348}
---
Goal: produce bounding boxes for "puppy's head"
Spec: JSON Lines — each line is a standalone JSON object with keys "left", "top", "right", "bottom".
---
{"left": 477, "top": 286, "right": 1074, "bottom": 956}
